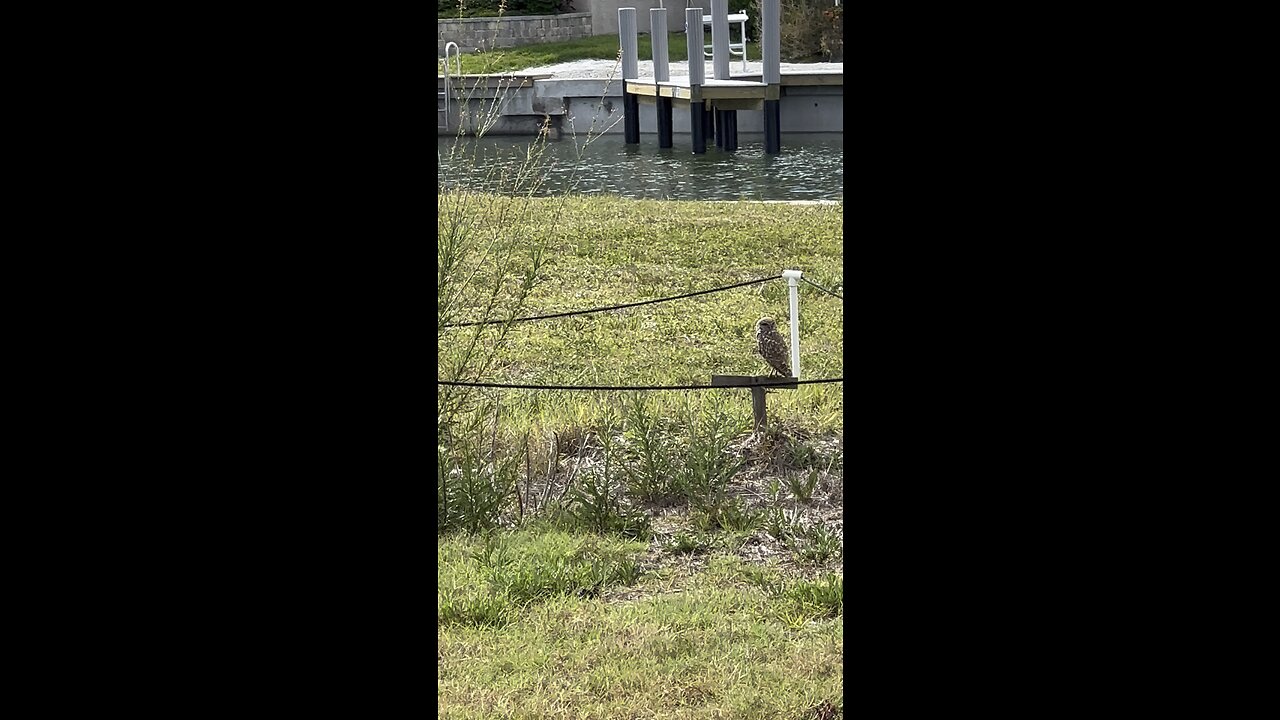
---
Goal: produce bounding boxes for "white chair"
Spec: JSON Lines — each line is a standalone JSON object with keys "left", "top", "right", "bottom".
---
{"left": 701, "top": 10, "right": 749, "bottom": 73}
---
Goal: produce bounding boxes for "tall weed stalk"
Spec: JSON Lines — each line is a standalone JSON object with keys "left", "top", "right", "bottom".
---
{"left": 438, "top": 26, "right": 633, "bottom": 535}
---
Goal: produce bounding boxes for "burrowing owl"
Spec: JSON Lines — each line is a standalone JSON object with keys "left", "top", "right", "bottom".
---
{"left": 755, "top": 317, "right": 792, "bottom": 377}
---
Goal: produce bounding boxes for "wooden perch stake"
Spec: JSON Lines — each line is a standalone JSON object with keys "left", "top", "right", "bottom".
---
{"left": 710, "top": 375, "right": 799, "bottom": 431}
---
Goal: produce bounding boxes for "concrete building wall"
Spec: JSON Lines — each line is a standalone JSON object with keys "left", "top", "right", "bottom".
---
{"left": 583, "top": 0, "right": 689, "bottom": 35}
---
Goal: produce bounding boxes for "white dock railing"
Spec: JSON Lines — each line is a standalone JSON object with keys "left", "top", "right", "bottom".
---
{"left": 438, "top": 42, "right": 461, "bottom": 130}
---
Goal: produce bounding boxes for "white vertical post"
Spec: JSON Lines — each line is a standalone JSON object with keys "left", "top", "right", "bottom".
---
{"left": 781, "top": 269, "right": 802, "bottom": 378}
{"left": 686, "top": 8, "right": 705, "bottom": 87}
{"left": 762, "top": 0, "right": 781, "bottom": 85}
{"left": 651, "top": 8, "right": 669, "bottom": 82}
{"left": 710, "top": 0, "right": 730, "bottom": 80}
{"left": 619, "top": 8, "right": 639, "bottom": 80}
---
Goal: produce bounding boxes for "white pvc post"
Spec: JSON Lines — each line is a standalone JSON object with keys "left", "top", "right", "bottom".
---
{"left": 651, "top": 8, "right": 669, "bottom": 82}
{"left": 710, "top": 0, "right": 730, "bottom": 80}
{"left": 781, "top": 269, "right": 802, "bottom": 378}
{"left": 619, "top": 8, "right": 639, "bottom": 80}
{"left": 686, "top": 8, "right": 705, "bottom": 87}
{"left": 762, "top": 0, "right": 781, "bottom": 85}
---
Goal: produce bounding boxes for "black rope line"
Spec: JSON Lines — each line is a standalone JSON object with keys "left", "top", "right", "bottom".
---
{"left": 442, "top": 276, "right": 780, "bottom": 328}
{"left": 438, "top": 377, "right": 844, "bottom": 390}
{"left": 801, "top": 277, "right": 844, "bottom": 300}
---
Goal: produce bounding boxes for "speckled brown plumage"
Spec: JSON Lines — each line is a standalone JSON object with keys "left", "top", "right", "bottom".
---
{"left": 755, "top": 316, "right": 791, "bottom": 377}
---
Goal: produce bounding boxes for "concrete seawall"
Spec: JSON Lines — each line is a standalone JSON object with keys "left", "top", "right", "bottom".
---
{"left": 438, "top": 73, "right": 842, "bottom": 137}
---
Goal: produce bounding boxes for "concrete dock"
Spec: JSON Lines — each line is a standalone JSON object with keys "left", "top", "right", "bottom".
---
{"left": 436, "top": 69, "right": 842, "bottom": 138}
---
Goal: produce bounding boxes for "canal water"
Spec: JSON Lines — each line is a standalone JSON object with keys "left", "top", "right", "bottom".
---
{"left": 437, "top": 133, "right": 843, "bottom": 201}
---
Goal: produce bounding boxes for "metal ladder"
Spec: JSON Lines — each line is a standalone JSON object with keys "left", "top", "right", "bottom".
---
{"left": 439, "top": 42, "right": 460, "bottom": 130}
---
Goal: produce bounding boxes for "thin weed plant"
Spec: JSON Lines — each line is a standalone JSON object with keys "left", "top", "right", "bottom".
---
{"left": 438, "top": 35, "right": 631, "bottom": 535}
{"left": 562, "top": 426, "right": 652, "bottom": 539}
{"left": 787, "top": 523, "right": 843, "bottom": 565}
{"left": 785, "top": 468, "right": 821, "bottom": 503}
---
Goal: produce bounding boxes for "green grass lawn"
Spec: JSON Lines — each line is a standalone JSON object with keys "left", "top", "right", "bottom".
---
{"left": 438, "top": 193, "right": 843, "bottom": 436}
{"left": 439, "top": 528, "right": 842, "bottom": 718}
{"left": 442, "top": 32, "right": 763, "bottom": 75}
{"left": 438, "top": 186, "right": 843, "bottom": 716}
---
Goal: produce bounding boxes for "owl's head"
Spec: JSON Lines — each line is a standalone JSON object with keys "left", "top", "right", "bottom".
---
{"left": 757, "top": 317, "right": 776, "bottom": 330}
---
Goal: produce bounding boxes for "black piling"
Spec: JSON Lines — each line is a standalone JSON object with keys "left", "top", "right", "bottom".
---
{"left": 714, "top": 109, "right": 724, "bottom": 149}
{"left": 623, "top": 85, "right": 640, "bottom": 145}
{"left": 657, "top": 97, "right": 673, "bottom": 149}
{"left": 764, "top": 100, "right": 781, "bottom": 154}
{"left": 691, "top": 101, "right": 706, "bottom": 154}
{"left": 723, "top": 111, "right": 738, "bottom": 152}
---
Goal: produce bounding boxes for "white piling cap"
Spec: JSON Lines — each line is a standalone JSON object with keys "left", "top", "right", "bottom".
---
{"left": 781, "top": 269, "right": 803, "bottom": 280}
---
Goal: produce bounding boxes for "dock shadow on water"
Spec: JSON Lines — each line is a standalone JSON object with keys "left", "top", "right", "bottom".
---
{"left": 438, "top": 133, "right": 843, "bottom": 202}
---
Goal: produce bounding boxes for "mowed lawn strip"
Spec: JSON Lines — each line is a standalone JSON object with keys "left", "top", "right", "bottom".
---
{"left": 440, "top": 32, "right": 762, "bottom": 75}
{"left": 438, "top": 529, "right": 843, "bottom": 719}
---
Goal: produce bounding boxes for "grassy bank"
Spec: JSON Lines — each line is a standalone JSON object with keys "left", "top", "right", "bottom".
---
{"left": 442, "top": 32, "right": 762, "bottom": 75}
{"left": 437, "top": 193, "right": 843, "bottom": 433}
{"left": 438, "top": 192, "right": 844, "bottom": 717}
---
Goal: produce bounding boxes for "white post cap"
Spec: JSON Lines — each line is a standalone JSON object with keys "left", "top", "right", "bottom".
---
{"left": 781, "top": 269, "right": 803, "bottom": 280}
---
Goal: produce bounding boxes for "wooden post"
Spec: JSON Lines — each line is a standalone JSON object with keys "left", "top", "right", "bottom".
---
{"left": 710, "top": 375, "right": 800, "bottom": 431}
{"left": 750, "top": 387, "right": 767, "bottom": 430}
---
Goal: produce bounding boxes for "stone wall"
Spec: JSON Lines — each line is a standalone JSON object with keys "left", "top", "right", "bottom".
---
{"left": 581, "top": 0, "right": 680, "bottom": 36}
{"left": 438, "top": 12, "right": 593, "bottom": 54}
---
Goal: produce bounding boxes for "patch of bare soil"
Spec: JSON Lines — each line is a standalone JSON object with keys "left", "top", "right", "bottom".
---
{"left": 506, "top": 421, "right": 843, "bottom": 583}
{"left": 632, "top": 423, "right": 844, "bottom": 581}
{"left": 726, "top": 424, "right": 843, "bottom": 573}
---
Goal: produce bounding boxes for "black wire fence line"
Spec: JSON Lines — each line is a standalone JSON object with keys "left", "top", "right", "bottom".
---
{"left": 441, "top": 275, "right": 780, "bottom": 328}
{"left": 438, "top": 377, "right": 844, "bottom": 390}
{"left": 801, "top": 277, "right": 844, "bottom": 300}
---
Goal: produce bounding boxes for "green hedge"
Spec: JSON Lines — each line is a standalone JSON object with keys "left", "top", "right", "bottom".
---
{"left": 750, "top": 0, "right": 842, "bottom": 63}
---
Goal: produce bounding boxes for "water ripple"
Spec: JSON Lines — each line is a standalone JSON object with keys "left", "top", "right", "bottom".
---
{"left": 438, "top": 133, "right": 843, "bottom": 201}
